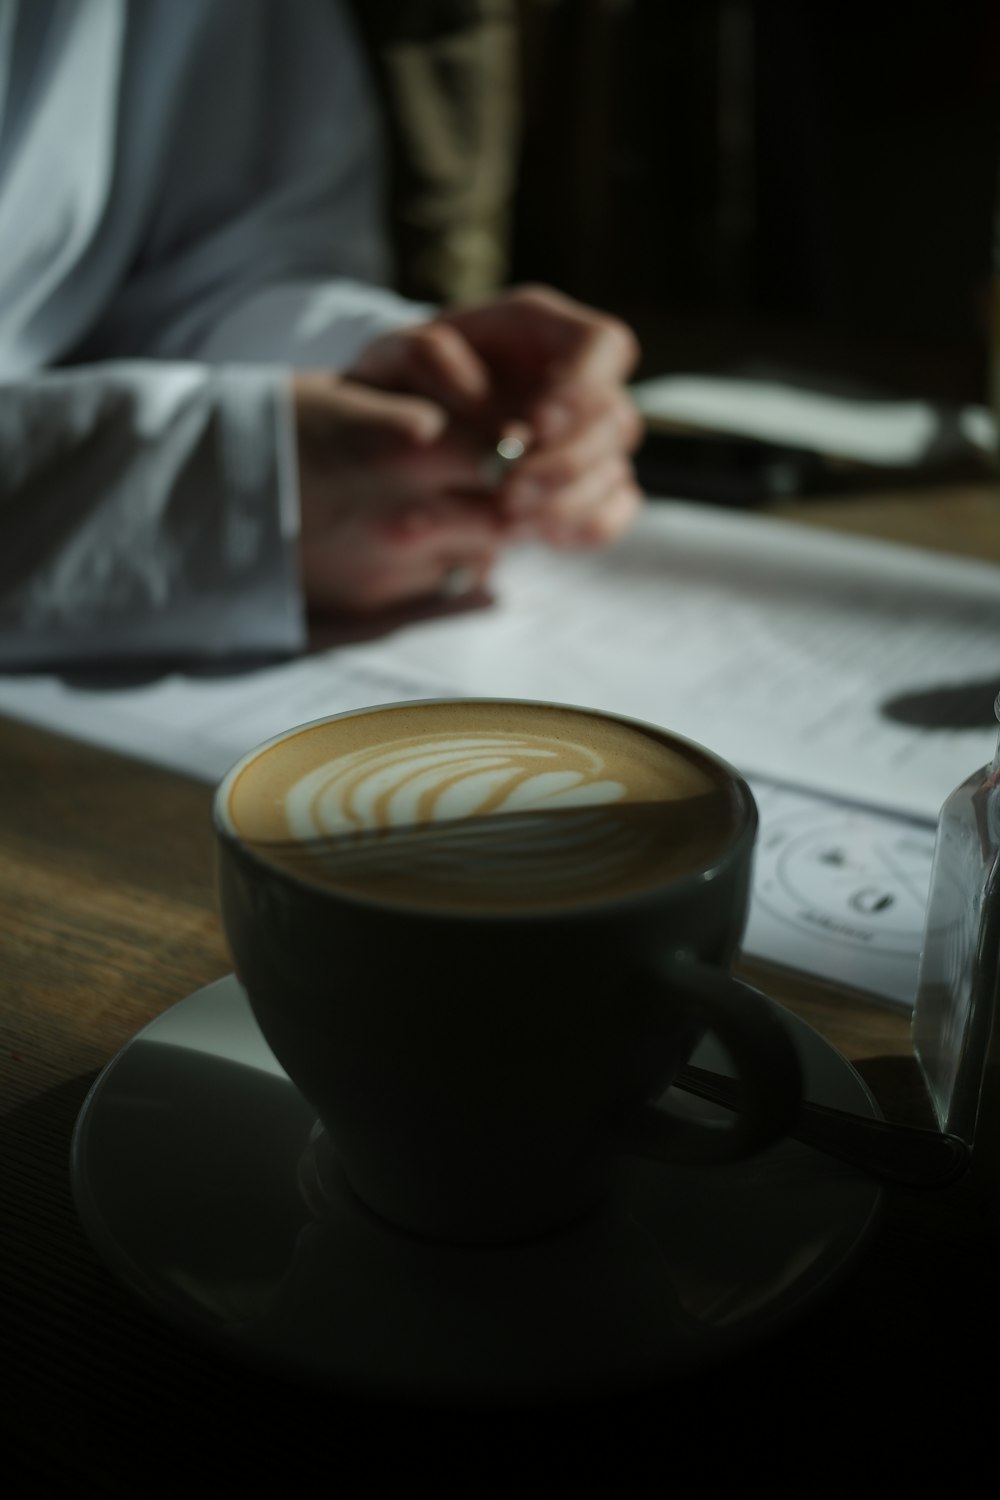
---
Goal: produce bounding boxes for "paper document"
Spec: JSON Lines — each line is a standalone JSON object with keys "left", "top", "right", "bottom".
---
{"left": 631, "top": 373, "right": 995, "bottom": 467}
{"left": 744, "top": 780, "right": 937, "bottom": 1008}
{"left": 363, "top": 501, "right": 1000, "bottom": 823}
{"left": 1, "top": 500, "right": 996, "bottom": 1009}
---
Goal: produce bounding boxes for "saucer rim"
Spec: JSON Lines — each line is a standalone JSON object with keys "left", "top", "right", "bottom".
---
{"left": 70, "top": 974, "right": 884, "bottom": 1402}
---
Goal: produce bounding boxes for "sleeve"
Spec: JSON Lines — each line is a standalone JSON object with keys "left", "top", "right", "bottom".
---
{"left": 68, "top": 0, "right": 435, "bottom": 374}
{"left": 190, "top": 281, "right": 435, "bottom": 372}
{"left": 0, "top": 362, "right": 306, "bottom": 667}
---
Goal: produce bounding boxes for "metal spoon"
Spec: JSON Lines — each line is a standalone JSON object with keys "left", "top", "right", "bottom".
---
{"left": 674, "top": 1062, "right": 971, "bottom": 1189}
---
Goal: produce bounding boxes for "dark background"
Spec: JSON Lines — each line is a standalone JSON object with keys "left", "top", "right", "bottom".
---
{"left": 510, "top": 0, "right": 1000, "bottom": 405}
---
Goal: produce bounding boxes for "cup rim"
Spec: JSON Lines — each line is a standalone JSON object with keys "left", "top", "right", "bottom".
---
{"left": 212, "top": 696, "right": 757, "bottom": 920}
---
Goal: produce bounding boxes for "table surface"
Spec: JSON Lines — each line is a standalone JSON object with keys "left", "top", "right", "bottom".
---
{"left": 2, "top": 480, "right": 999, "bottom": 1482}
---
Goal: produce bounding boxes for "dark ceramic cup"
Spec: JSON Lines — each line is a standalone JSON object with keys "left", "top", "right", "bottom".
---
{"left": 214, "top": 698, "right": 803, "bottom": 1243}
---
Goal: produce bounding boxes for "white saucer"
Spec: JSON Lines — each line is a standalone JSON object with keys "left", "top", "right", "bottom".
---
{"left": 71, "top": 975, "right": 883, "bottom": 1403}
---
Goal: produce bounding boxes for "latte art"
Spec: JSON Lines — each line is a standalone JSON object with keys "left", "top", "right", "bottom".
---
{"left": 285, "top": 733, "right": 627, "bottom": 839}
{"left": 224, "top": 702, "right": 739, "bottom": 911}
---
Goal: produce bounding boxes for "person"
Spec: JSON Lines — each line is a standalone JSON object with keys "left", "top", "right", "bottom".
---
{"left": 0, "top": 0, "right": 642, "bottom": 667}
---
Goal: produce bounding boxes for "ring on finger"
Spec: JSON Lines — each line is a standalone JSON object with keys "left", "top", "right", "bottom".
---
{"left": 440, "top": 563, "right": 479, "bottom": 598}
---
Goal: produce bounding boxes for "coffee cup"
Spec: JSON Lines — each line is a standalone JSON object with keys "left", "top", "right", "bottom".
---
{"left": 214, "top": 698, "right": 803, "bottom": 1243}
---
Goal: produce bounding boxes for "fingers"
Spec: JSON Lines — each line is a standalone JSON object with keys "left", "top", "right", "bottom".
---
{"left": 334, "top": 541, "right": 498, "bottom": 617}
{"left": 527, "top": 475, "right": 642, "bottom": 549}
{"left": 293, "top": 370, "right": 448, "bottom": 454}
{"left": 347, "top": 322, "right": 492, "bottom": 417}
{"left": 301, "top": 494, "right": 502, "bottom": 616}
{"left": 296, "top": 372, "right": 510, "bottom": 514}
{"left": 294, "top": 370, "right": 505, "bottom": 615}
{"left": 346, "top": 286, "right": 642, "bottom": 470}
{"left": 513, "top": 459, "right": 643, "bottom": 549}
{"left": 499, "top": 383, "right": 644, "bottom": 544}
{"left": 371, "top": 496, "right": 500, "bottom": 553}
{"left": 514, "top": 383, "right": 643, "bottom": 468}
{"left": 293, "top": 284, "right": 646, "bottom": 619}
{"left": 512, "top": 284, "right": 641, "bottom": 387}
{"left": 303, "top": 541, "right": 496, "bottom": 616}
{"left": 441, "top": 283, "right": 641, "bottom": 396}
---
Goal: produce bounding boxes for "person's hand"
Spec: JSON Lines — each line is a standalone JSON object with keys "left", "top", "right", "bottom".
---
{"left": 292, "top": 372, "right": 504, "bottom": 615}
{"left": 347, "top": 284, "right": 645, "bottom": 549}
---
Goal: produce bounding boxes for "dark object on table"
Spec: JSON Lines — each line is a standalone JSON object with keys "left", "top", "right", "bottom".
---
{"left": 635, "top": 428, "right": 823, "bottom": 506}
{"left": 635, "top": 426, "right": 992, "bottom": 509}
{"left": 881, "top": 679, "right": 1000, "bottom": 731}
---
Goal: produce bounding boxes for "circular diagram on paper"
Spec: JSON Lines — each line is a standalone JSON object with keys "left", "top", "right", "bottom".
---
{"left": 753, "top": 805, "right": 938, "bottom": 957}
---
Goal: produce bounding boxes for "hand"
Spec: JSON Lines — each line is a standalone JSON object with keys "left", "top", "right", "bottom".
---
{"left": 348, "top": 284, "right": 645, "bottom": 549}
{"left": 292, "top": 372, "right": 503, "bottom": 615}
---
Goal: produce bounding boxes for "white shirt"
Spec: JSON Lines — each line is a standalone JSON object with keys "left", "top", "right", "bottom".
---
{"left": 0, "top": 0, "right": 426, "bottom": 664}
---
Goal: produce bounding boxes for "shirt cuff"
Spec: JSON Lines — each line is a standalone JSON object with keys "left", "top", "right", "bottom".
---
{"left": 0, "top": 364, "right": 307, "bottom": 666}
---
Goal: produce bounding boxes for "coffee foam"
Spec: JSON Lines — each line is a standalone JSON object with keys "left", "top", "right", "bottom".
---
{"left": 225, "top": 702, "right": 739, "bottom": 910}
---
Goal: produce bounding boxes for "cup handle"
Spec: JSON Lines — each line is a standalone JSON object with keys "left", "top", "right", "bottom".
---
{"left": 610, "top": 951, "right": 804, "bottom": 1166}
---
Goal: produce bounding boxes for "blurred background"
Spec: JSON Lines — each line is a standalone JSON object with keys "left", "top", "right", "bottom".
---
{"left": 513, "top": 0, "right": 998, "bottom": 397}
{"left": 353, "top": 0, "right": 1000, "bottom": 498}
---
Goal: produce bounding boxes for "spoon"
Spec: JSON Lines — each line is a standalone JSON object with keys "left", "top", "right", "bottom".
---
{"left": 674, "top": 1062, "right": 971, "bottom": 1189}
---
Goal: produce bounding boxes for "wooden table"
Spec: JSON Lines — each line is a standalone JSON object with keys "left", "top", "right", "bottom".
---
{"left": 2, "top": 481, "right": 998, "bottom": 1485}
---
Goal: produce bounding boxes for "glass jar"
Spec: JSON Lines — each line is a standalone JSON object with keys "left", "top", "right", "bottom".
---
{"left": 912, "top": 691, "right": 1000, "bottom": 1219}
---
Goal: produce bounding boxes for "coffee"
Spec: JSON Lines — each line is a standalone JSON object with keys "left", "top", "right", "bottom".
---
{"left": 223, "top": 700, "right": 739, "bottom": 911}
